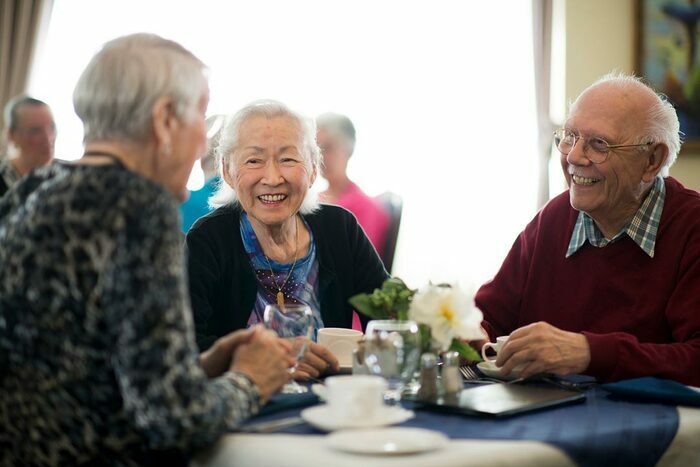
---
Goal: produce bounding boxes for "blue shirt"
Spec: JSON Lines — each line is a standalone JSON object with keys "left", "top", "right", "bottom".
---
{"left": 180, "top": 176, "right": 220, "bottom": 233}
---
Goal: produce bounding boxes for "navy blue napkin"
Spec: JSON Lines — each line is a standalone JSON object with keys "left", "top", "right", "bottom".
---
{"left": 601, "top": 376, "right": 700, "bottom": 407}
{"left": 254, "top": 392, "right": 320, "bottom": 418}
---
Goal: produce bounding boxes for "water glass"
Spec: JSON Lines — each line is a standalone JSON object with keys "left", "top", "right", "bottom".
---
{"left": 363, "top": 320, "right": 421, "bottom": 404}
{"left": 264, "top": 303, "right": 314, "bottom": 394}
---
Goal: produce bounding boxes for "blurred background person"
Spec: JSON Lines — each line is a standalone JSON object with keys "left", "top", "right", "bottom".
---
{"left": 180, "top": 114, "right": 223, "bottom": 233}
{"left": 0, "top": 95, "right": 56, "bottom": 196}
{"left": 316, "top": 112, "right": 389, "bottom": 256}
{"left": 0, "top": 34, "right": 292, "bottom": 466}
{"left": 186, "top": 101, "right": 388, "bottom": 378}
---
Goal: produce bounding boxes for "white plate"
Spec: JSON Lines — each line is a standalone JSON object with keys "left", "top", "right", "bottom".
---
{"left": 477, "top": 361, "right": 522, "bottom": 381}
{"left": 301, "top": 405, "right": 414, "bottom": 432}
{"left": 326, "top": 427, "right": 449, "bottom": 455}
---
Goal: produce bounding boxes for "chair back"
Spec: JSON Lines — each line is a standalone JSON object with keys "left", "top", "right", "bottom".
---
{"left": 376, "top": 192, "right": 403, "bottom": 273}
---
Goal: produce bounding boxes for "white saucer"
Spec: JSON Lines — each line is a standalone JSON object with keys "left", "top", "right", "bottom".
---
{"left": 301, "top": 405, "right": 414, "bottom": 432}
{"left": 327, "top": 427, "right": 448, "bottom": 455}
{"left": 477, "top": 361, "right": 522, "bottom": 381}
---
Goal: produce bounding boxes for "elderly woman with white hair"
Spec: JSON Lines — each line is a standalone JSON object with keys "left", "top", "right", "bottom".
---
{"left": 0, "top": 34, "right": 292, "bottom": 466}
{"left": 186, "top": 100, "right": 389, "bottom": 377}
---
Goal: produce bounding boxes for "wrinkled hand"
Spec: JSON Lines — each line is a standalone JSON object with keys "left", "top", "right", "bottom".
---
{"left": 293, "top": 339, "right": 339, "bottom": 380}
{"left": 496, "top": 322, "right": 591, "bottom": 379}
{"left": 231, "top": 326, "right": 295, "bottom": 402}
{"left": 199, "top": 328, "right": 255, "bottom": 378}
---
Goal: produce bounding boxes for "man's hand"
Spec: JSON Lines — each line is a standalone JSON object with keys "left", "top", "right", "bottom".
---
{"left": 199, "top": 328, "right": 255, "bottom": 378}
{"left": 231, "top": 327, "right": 295, "bottom": 402}
{"left": 293, "top": 340, "right": 340, "bottom": 380}
{"left": 496, "top": 322, "right": 591, "bottom": 379}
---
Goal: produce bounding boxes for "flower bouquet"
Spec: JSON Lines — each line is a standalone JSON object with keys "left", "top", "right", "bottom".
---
{"left": 349, "top": 277, "right": 485, "bottom": 361}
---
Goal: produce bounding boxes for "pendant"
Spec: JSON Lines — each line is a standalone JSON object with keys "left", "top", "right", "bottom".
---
{"left": 277, "top": 291, "right": 284, "bottom": 306}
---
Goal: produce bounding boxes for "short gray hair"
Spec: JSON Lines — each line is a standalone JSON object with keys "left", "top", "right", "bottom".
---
{"left": 316, "top": 112, "right": 356, "bottom": 156}
{"left": 209, "top": 100, "right": 320, "bottom": 213}
{"left": 4, "top": 95, "right": 50, "bottom": 132}
{"left": 570, "top": 73, "right": 681, "bottom": 177}
{"left": 73, "top": 33, "right": 208, "bottom": 144}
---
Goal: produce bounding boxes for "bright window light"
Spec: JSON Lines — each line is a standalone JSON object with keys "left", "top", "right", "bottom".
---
{"left": 30, "top": 0, "right": 539, "bottom": 290}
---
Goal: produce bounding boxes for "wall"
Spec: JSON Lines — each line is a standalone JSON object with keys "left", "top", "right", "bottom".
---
{"left": 564, "top": 0, "right": 700, "bottom": 189}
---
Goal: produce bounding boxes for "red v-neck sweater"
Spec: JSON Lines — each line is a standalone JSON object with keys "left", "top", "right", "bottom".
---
{"left": 476, "top": 177, "right": 700, "bottom": 386}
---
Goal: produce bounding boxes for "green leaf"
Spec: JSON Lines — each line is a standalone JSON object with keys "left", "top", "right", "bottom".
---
{"left": 349, "top": 294, "right": 386, "bottom": 319}
{"left": 449, "top": 339, "right": 482, "bottom": 362}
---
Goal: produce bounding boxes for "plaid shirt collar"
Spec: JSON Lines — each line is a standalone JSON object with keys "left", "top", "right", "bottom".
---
{"left": 566, "top": 176, "right": 665, "bottom": 258}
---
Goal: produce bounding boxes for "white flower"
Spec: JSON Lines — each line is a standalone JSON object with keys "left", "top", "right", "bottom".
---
{"left": 408, "top": 283, "right": 485, "bottom": 350}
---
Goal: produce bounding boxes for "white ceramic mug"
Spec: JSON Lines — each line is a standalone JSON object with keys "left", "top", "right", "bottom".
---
{"left": 324, "top": 375, "right": 387, "bottom": 420}
{"left": 317, "top": 327, "right": 363, "bottom": 367}
{"left": 481, "top": 335, "right": 509, "bottom": 364}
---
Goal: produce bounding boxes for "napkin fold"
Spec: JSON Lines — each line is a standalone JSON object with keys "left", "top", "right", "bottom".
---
{"left": 601, "top": 376, "right": 700, "bottom": 407}
{"left": 254, "top": 391, "right": 320, "bottom": 418}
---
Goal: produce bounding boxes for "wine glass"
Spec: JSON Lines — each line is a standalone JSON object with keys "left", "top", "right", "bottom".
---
{"left": 263, "top": 303, "right": 315, "bottom": 394}
{"left": 363, "top": 320, "right": 421, "bottom": 404}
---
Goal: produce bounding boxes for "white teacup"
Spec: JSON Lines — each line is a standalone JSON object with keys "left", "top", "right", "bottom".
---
{"left": 324, "top": 375, "right": 387, "bottom": 420}
{"left": 317, "top": 327, "right": 363, "bottom": 367}
{"left": 481, "top": 335, "right": 509, "bottom": 364}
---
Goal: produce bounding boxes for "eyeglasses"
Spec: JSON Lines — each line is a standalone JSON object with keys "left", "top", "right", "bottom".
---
{"left": 553, "top": 128, "right": 652, "bottom": 164}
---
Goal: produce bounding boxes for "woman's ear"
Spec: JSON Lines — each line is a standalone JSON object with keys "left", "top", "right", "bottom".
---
{"left": 222, "top": 157, "right": 236, "bottom": 188}
{"left": 151, "top": 96, "right": 176, "bottom": 156}
{"left": 309, "top": 165, "right": 317, "bottom": 187}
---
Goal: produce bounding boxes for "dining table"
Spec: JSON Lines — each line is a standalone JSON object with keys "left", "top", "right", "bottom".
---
{"left": 192, "top": 376, "right": 700, "bottom": 467}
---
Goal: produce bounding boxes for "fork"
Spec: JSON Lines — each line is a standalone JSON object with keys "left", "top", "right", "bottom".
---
{"left": 459, "top": 365, "right": 497, "bottom": 384}
{"left": 460, "top": 365, "right": 528, "bottom": 385}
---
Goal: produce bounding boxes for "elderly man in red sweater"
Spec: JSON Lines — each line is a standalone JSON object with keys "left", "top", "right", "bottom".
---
{"left": 475, "top": 74, "right": 700, "bottom": 386}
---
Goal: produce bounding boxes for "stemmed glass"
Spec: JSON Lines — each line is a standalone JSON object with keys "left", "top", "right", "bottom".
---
{"left": 263, "top": 303, "right": 315, "bottom": 394}
{"left": 363, "top": 320, "right": 421, "bottom": 404}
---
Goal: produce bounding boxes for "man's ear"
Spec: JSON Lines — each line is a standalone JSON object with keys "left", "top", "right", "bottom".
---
{"left": 151, "top": 96, "right": 176, "bottom": 155}
{"left": 642, "top": 143, "right": 669, "bottom": 183}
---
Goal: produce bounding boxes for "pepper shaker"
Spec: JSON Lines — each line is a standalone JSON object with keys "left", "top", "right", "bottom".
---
{"left": 417, "top": 352, "right": 439, "bottom": 401}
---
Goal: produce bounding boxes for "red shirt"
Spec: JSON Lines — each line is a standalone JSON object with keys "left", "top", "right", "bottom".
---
{"left": 476, "top": 177, "right": 700, "bottom": 386}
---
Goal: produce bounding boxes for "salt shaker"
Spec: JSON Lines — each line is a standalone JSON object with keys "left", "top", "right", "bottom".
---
{"left": 417, "top": 352, "right": 439, "bottom": 401}
{"left": 441, "top": 351, "right": 464, "bottom": 397}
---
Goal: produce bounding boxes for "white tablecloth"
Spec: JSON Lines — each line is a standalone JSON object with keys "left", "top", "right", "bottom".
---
{"left": 193, "top": 406, "right": 700, "bottom": 467}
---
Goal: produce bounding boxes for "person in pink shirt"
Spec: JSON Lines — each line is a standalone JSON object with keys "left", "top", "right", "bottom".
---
{"left": 316, "top": 112, "right": 390, "bottom": 257}
{"left": 317, "top": 113, "right": 391, "bottom": 331}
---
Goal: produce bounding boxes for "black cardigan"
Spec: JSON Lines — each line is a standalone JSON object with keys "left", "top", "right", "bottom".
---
{"left": 186, "top": 204, "right": 389, "bottom": 350}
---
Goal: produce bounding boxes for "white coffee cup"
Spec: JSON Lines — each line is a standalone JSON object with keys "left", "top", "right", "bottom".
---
{"left": 324, "top": 375, "right": 387, "bottom": 420}
{"left": 481, "top": 335, "right": 509, "bottom": 364}
{"left": 317, "top": 327, "right": 363, "bottom": 367}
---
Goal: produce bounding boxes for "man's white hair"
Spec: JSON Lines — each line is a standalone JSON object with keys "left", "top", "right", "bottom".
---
{"left": 209, "top": 100, "right": 321, "bottom": 213}
{"left": 569, "top": 72, "right": 681, "bottom": 177}
{"left": 73, "top": 33, "right": 208, "bottom": 144}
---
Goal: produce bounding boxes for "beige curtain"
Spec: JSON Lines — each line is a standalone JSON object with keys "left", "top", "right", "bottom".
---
{"left": 0, "top": 0, "right": 53, "bottom": 154}
{"left": 532, "top": 0, "right": 554, "bottom": 208}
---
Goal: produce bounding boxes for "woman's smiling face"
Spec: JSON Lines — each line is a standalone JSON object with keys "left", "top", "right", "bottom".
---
{"left": 224, "top": 114, "right": 316, "bottom": 228}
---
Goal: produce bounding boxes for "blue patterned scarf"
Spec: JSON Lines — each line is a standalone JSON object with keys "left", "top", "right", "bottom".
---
{"left": 240, "top": 213, "right": 323, "bottom": 335}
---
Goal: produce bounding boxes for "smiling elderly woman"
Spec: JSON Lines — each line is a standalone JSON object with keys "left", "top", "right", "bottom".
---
{"left": 186, "top": 100, "right": 388, "bottom": 376}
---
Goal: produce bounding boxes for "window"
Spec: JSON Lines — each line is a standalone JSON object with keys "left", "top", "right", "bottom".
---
{"left": 30, "top": 0, "right": 538, "bottom": 289}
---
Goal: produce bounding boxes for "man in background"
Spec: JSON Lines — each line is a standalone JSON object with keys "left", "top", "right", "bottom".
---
{"left": 1, "top": 95, "right": 56, "bottom": 196}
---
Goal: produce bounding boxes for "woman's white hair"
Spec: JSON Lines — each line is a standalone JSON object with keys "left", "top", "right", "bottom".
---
{"left": 209, "top": 100, "right": 321, "bottom": 213}
{"left": 570, "top": 72, "right": 682, "bottom": 177}
{"left": 73, "top": 33, "right": 208, "bottom": 144}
